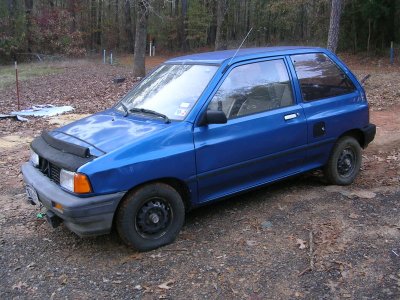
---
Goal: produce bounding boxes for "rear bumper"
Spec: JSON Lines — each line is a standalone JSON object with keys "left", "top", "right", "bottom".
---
{"left": 362, "top": 123, "right": 376, "bottom": 147}
{"left": 21, "top": 162, "right": 125, "bottom": 236}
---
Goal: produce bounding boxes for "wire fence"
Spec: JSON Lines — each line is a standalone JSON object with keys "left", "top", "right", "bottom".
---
{"left": 16, "top": 53, "right": 66, "bottom": 63}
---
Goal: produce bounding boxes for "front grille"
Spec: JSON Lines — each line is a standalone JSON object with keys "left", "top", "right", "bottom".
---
{"left": 38, "top": 157, "right": 61, "bottom": 184}
{"left": 49, "top": 163, "right": 61, "bottom": 184}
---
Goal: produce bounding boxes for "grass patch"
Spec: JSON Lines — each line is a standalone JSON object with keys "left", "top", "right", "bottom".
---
{"left": 0, "top": 63, "right": 64, "bottom": 90}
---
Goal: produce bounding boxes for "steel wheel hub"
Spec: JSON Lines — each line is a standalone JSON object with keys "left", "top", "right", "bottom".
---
{"left": 337, "top": 148, "right": 355, "bottom": 176}
{"left": 136, "top": 199, "right": 170, "bottom": 236}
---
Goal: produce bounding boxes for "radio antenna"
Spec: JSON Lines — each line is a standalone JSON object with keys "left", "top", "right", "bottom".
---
{"left": 226, "top": 27, "right": 253, "bottom": 68}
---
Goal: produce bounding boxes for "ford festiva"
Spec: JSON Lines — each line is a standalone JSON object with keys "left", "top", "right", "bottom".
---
{"left": 22, "top": 47, "right": 376, "bottom": 251}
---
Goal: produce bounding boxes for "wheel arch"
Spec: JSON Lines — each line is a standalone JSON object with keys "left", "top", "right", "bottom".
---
{"left": 338, "top": 129, "right": 365, "bottom": 148}
{"left": 113, "top": 177, "right": 192, "bottom": 225}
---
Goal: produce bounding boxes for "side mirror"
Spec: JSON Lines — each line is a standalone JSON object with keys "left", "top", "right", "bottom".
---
{"left": 199, "top": 110, "right": 227, "bottom": 126}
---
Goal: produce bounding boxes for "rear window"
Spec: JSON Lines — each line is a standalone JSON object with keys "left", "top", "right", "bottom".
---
{"left": 291, "top": 53, "right": 356, "bottom": 102}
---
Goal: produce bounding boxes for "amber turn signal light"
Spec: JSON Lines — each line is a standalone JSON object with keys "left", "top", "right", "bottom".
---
{"left": 74, "top": 173, "right": 92, "bottom": 194}
{"left": 53, "top": 202, "right": 64, "bottom": 212}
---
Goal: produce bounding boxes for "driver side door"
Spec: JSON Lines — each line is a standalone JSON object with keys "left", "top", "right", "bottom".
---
{"left": 193, "top": 58, "right": 308, "bottom": 203}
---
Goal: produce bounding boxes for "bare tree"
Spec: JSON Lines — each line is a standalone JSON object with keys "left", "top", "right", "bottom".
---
{"left": 115, "top": 0, "right": 120, "bottom": 49}
{"left": 24, "top": 0, "right": 34, "bottom": 52}
{"left": 7, "top": 0, "right": 14, "bottom": 17}
{"left": 215, "top": 0, "right": 227, "bottom": 50}
{"left": 67, "top": 0, "right": 77, "bottom": 32}
{"left": 180, "top": 0, "right": 189, "bottom": 51}
{"left": 133, "top": 0, "right": 149, "bottom": 77}
{"left": 97, "top": 0, "right": 102, "bottom": 47}
{"left": 125, "top": 0, "right": 134, "bottom": 52}
{"left": 327, "top": 0, "right": 343, "bottom": 53}
{"left": 90, "top": 0, "right": 96, "bottom": 50}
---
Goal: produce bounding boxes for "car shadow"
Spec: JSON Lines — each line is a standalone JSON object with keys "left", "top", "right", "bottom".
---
{"left": 48, "top": 170, "right": 326, "bottom": 253}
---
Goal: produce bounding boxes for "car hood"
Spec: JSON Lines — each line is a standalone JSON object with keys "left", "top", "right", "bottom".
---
{"left": 49, "top": 110, "right": 169, "bottom": 156}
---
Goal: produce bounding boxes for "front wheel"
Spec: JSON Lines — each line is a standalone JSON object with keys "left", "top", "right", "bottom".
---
{"left": 324, "top": 136, "right": 362, "bottom": 185}
{"left": 116, "top": 183, "right": 185, "bottom": 251}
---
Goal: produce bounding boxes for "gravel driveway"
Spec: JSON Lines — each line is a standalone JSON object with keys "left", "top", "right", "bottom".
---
{"left": 1, "top": 56, "right": 399, "bottom": 299}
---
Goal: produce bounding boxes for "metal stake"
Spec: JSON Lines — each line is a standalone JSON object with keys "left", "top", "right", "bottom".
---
{"left": 15, "top": 61, "right": 20, "bottom": 110}
{"left": 149, "top": 41, "right": 152, "bottom": 56}
{"left": 390, "top": 41, "right": 394, "bottom": 65}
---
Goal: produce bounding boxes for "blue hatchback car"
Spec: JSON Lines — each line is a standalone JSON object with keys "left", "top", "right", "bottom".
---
{"left": 22, "top": 47, "right": 375, "bottom": 250}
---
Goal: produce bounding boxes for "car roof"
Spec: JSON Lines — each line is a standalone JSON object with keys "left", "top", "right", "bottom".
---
{"left": 165, "top": 46, "right": 325, "bottom": 65}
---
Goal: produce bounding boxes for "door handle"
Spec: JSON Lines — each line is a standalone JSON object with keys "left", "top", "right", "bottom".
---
{"left": 284, "top": 113, "right": 299, "bottom": 121}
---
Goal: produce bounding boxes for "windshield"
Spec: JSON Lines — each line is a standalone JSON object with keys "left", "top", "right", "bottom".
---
{"left": 117, "top": 64, "right": 218, "bottom": 121}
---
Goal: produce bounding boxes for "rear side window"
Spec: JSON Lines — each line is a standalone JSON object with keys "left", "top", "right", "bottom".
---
{"left": 208, "top": 59, "right": 294, "bottom": 119}
{"left": 291, "top": 53, "right": 356, "bottom": 102}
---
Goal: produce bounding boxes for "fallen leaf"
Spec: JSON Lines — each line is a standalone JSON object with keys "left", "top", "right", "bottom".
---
{"left": 158, "top": 280, "right": 175, "bottom": 290}
{"left": 296, "top": 238, "right": 307, "bottom": 249}
{"left": 353, "top": 190, "right": 376, "bottom": 199}
{"left": 121, "top": 252, "right": 143, "bottom": 264}
{"left": 12, "top": 281, "right": 28, "bottom": 290}
{"left": 143, "top": 285, "right": 152, "bottom": 293}
{"left": 342, "top": 293, "right": 352, "bottom": 298}
{"left": 349, "top": 213, "right": 360, "bottom": 219}
{"left": 261, "top": 221, "right": 273, "bottom": 229}
{"left": 246, "top": 240, "right": 258, "bottom": 246}
{"left": 150, "top": 253, "right": 163, "bottom": 258}
{"left": 58, "top": 274, "right": 68, "bottom": 285}
{"left": 324, "top": 280, "right": 339, "bottom": 292}
{"left": 27, "top": 262, "right": 36, "bottom": 269}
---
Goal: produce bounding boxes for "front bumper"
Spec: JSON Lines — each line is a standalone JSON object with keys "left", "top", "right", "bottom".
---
{"left": 21, "top": 162, "right": 125, "bottom": 236}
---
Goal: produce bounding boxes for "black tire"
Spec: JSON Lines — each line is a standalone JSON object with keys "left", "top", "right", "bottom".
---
{"left": 116, "top": 183, "right": 185, "bottom": 251}
{"left": 324, "top": 136, "right": 362, "bottom": 185}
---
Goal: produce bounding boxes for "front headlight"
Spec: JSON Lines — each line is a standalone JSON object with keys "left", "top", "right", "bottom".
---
{"left": 30, "top": 149, "right": 39, "bottom": 167}
{"left": 60, "top": 169, "right": 92, "bottom": 194}
{"left": 60, "top": 169, "right": 75, "bottom": 192}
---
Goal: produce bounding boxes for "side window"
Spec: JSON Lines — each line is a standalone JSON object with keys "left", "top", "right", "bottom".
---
{"left": 291, "top": 53, "right": 356, "bottom": 102}
{"left": 208, "top": 59, "right": 294, "bottom": 119}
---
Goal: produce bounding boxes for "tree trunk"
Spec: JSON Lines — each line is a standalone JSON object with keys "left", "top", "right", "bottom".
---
{"left": 180, "top": 0, "right": 189, "bottom": 51}
{"left": 327, "top": 0, "right": 343, "bottom": 53}
{"left": 7, "top": 0, "right": 14, "bottom": 16}
{"left": 351, "top": 0, "right": 357, "bottom": 54}
{"left": 125, "top": 0, "right": 134, "bottom": 52}
{"left": 133, "top": 0, "right": 149, "bottom": 77}
{"left": 90, "top": 0, "right": 96, "bottom": 50}
{"left": 207, "top": 0, "right": 217, "bottom": 45}
{"left": 395, "top": 0, "right": 400, "bottom": 43}
{"left": 115, "top": 0, "right": 120, "bottom": 49}
{"left": 215, "top": 0, "right": 227, "bottom": 50}
{"left": 367, "top": 19, "right": 371, "bottom": 55}
{"left": 24, "top": 0, "right": 34, "bottom": 53}
{"left": 97, "top": 0, "right": 102, "bottom": 47}
{"left": 68, "top": 0, "right": 77, "bottom": 32}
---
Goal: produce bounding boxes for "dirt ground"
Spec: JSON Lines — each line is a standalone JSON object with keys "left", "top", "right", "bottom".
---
{"left": 0, "top": 55, "right": 399, "bottom": 299}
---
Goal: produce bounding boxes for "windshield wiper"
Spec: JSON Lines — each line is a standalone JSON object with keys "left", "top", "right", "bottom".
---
{"left": 129, "top": 107, "right": 170, "bottom": 123}
{"left": 120, "top": 103, "right": 129, "bottom": 117}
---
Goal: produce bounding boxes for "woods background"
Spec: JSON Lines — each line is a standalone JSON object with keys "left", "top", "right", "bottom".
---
{"left": 1, "top": 0, "right": 399, "bottom": 63}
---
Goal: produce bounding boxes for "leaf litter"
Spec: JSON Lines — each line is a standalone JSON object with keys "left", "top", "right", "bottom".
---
{"left": 0, "top": 55, "right": 400, "bottom": 299}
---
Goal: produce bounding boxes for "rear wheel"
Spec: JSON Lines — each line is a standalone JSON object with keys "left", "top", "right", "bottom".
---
{"left": 324, "top": 136, "right": 362, "bottom": 185}
{"left": 116, "top": 183, "right": 185, "bottom": 251}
